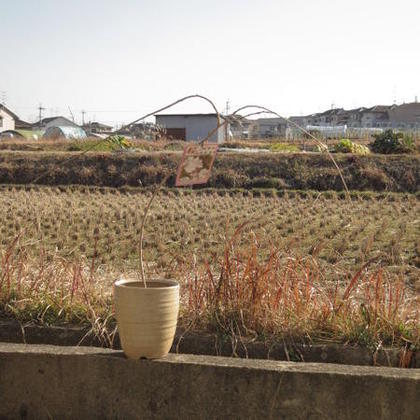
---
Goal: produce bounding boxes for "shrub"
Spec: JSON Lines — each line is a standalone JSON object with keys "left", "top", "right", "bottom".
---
{"left": 105, "top": 135, "right": 132, "bottom": 150}
{"left": 335, "top": 139, "right": 370, "bottom": 154}
{"left": 67, "top": 136, "right": 132, "bottom": 152}
{"left": 370, "top": 130, "right": 415, "bottom": 154}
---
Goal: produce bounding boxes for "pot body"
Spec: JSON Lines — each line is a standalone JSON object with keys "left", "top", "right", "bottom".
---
{"left": 114, "top": 278, "right": 179, "bottom": 359}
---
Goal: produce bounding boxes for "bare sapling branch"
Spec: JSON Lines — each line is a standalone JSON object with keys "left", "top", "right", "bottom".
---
{"left": 137, "top": 94, "right": 351, "bottom": 288}
{"left": 138, "top": 94, "right": 221, "bottom": 287}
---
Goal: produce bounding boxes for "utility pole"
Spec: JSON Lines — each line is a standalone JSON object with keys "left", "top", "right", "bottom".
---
{"left": 225, "top": 99, "right": 230, "bottom": 142}
{"left": 38, "top": 103, "right": 46, "bottom": 129}
{"left": 1, "top": 91, "right": 6, "bottom": 105}
{"left": 81, "top": 110, "right": 86, "bottom": 126}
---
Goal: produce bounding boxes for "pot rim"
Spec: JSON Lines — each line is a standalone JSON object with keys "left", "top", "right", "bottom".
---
{"left": 114, "top": 278, "right": 179, "bottom": 289}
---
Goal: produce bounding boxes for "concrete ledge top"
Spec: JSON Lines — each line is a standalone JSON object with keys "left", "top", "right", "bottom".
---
{"left": 2, "top": 342, "right": 419, "bottom": 419}
{"left": 1, "top": 342, "right": 419, "bottom": 380}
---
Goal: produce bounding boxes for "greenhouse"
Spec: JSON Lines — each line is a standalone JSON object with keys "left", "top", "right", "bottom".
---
{"left": 43, "top": 126, "right": 87, "bottom": 140}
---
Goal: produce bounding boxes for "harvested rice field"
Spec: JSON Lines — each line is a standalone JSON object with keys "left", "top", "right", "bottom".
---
{"left": 0, "top": 185, "right": 419, "bottom": 349}
{"left": 0, "top": 185, "right": 419, "bottom": 284}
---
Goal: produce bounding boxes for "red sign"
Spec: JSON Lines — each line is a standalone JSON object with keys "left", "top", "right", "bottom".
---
{"left": 175, "top": 143, "right": 219, "bottom": 187}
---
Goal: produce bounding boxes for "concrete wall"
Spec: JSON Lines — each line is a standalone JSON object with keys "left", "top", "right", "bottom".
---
{"left": 0, "top": 108, "right": 15, "bottom": 132}
{"left": 1, "top": 343, "right": 419, "bottom": 419}
{"left": 156, "top": 115, "right": 225, "bottom": 143}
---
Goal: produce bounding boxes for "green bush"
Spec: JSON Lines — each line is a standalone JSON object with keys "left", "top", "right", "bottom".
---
{"left": 334, "top": 139, "right": 353, "bottom": 153}
{"left": 105, "top": 135, "right": 132, "bottom": 150}
{"left": 67, "top": 136, "right": 132, "bottom": 152}
{"left": 334, "top": 139, "right": 370, "bottom": 154}
{"left": 370, "top": 130, "right": 415, "bottom": 154}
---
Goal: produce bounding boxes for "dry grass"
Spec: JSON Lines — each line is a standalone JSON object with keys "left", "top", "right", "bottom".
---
{"left": 0, "top": 186, "right": 418, "bottom": 350}
{"left": 0, "top": 151, "right": 419, "bottom": 192}
{"left": 0, "top": 225, "right": 418, "bottom": 351}
{"left": 181, "top": 230, "right": 419, "bottom": 350}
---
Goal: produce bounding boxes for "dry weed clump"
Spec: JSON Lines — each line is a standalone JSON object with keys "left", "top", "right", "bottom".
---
{"left": 1, "top": 230, "right": 418, "bottom": 351}
{"left": 0, "top": 237, "right": 118, "bottom": 345}
{"left": 179, "top": 228, "right": 419, "bottom": 350}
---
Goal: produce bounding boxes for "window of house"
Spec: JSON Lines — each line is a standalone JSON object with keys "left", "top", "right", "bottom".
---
{"left": 0, "top": 116, "right": 3, "bottom": 127}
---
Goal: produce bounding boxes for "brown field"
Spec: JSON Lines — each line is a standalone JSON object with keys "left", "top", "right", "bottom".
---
{"left": 1, "top": 186, "right": 419, "bottom": 275}
{"left": 0, "top": 185, "right": 418, "bottom": 349}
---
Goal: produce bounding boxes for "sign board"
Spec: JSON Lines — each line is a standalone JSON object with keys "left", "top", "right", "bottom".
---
{"left": 175, "top": 143, "right": 218, "bottom": 187}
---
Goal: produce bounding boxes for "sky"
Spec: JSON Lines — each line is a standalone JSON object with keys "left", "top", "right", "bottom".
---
{"left": 1, "top": 0, "right": 419, "bottom": 127}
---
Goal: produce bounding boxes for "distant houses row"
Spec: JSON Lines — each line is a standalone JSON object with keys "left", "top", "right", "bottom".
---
{"left": 291, "top": 102, "right": 420, "bottom": 131}
{"left": 149, "top": 102, "right": 420, "bottom": 141}
{"left": 2, "top": 101, "right": 420, "bottom": 143}
{"left": 248, "top": 102, "right": 420, "bottom": 139}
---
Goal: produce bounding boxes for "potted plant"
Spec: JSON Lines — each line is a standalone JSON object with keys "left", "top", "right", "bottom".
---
{"left": 113, "top": 128, "right": 219, "bottom": 359}
{"left": 114, "top": 278, "right": 180, "bottom": 359}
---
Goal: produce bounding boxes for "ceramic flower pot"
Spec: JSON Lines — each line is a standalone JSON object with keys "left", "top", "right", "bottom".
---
{"left": 114, "top": 278, "right": 180, "bottom": 359}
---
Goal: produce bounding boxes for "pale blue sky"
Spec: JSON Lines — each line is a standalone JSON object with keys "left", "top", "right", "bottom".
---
{"left": 1, "top": 0, "right": 419, "bottom": 127}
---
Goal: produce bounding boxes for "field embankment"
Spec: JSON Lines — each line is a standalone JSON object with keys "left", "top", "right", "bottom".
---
{"left": 0, "top": 151, "right": 418, "bottom": 192}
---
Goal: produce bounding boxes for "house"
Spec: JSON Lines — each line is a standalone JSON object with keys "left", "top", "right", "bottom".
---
{"left": 388, "top": 102, "right": 420, "bottom": 130}
{"left": 229, "top": 116, "right": 253, "bottom": 139}
{"left": 288, "top": 116, "right": 307, "bottom": 127}
{"left": 154, "top": 114, "right": 227, "bottom": 143}
{"left": 34, "top": 116, "right": 78, "bottom": 130}
{"left": 289, "top": 105, "right": 394, "bottom": 131}
{"left": 304, "top": 108, "right": 345, "bottom": 126}
{"left": 117, "top": 122, "right": 158, "bottom": 139}
{"left": 251, "top": 117, "right": 287, "bottom": 138}
{"left": 0, "top": 104, "right": 18, "bottom": 133}
{"left": 15, "top": 118, "right": 33, "bottom": 130}
{"left": 341, "top": 107, "right": 366, "bottom": 128}
{"left": 82, "top": 121, "right": 113, "bottom": 135}
{"left": 0, "top": 106, "right": 42, "bottom": 140}
{"left": 359, "top": 105, "right": 391, "bottom": 128}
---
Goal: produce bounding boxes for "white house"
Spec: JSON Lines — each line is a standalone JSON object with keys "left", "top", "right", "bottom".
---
{"left": 0, "top": 104, "right": 18, "bottom": 133}
{"left": 154, "top": 114, "right": 227, "bottom": 143}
